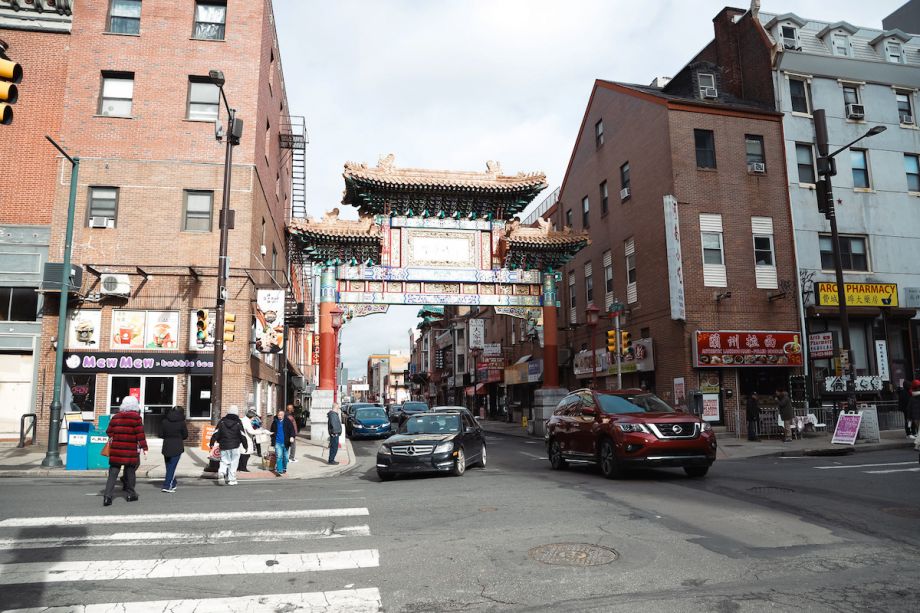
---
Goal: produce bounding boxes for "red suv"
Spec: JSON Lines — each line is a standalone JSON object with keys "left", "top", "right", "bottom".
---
{"left": 545, "top": 388, "right": 716, "bottom": 478}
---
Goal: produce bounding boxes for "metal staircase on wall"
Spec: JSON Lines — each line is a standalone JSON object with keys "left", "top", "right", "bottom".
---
{"left": 279, "top": 115, "right": 309, "bottom": 219}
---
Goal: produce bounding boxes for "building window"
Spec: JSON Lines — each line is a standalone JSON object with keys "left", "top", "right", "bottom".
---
{"left": 625, "top": 238, "right": 637, "bottom": 304}
{"left": 98, "top": 73, "right": 134, "bottom": 117}
{"left": 193, "top": 1, "right": 226, "bottom": 41}
{"left": 272, "top": 246, "right": 278, "bottom": 272}
{"left": 753, "top": 235, "right": 774, "bottom": 266}
{"left": 904, "top": 154, "right": 920, "bottom": 192}
{"left": 820, "top": 235, "right": 868, "bottom": 271}
{"left": 886, "top": 41, "right": 903, "bottom": 63}
{"left": 0, "top": 287, "right": 39, "bottom": 322}
{"left": 752, "top": 216, "right": 777, "bottom": 289}
{"left": 745, "top": 134, "right": 765, "bottom": 166}
{"left": 595, "top": 119, "right": 604, "bottom": 147}
{"left": 187, "top": 77, "right": 219, "bottom": 121}
{"left": 603, "top": 250, "right": 613, "bottom": 294}
{"left": 699, "top": 214, "right": 726, "bottom": 287}
{"left": 108, "top": 0, "right": 141, "bottom": 35}
{"left": 831, "top": 33, "right": 849, "bottom": 56}
{"left": 851, "top": 149, "right": 870, "bottom": 189}
{"left": 780, "top": 25, "right": 798, "bottom": 49}
{"left": 264, "top": 120, "right": 271, "bottom": 161}
{"left": 584, "top": 262, "right": 593, "bottom": 305}
{"left": 796, "top": 143, "right": 816, "bottom": 184}
{"left": 87, "top": 187, "right": 118, "bottom": 226}
{"left": 694, "top": 129, "right": 716, "bottom": 169}
{"left": 565, "top": 208, "right": 573, "bottom": 228}
{"left": 896, "top": 91, "right": 914, "bottom": 124}
{"left": 620, "top": 161, "right": 630, "bottom": 195}
{"left": 182, "top": 190, "right": 213, "bottom": 232}
{"left": 701, "top": 232, "right": 724, "bottom": 265}
{"left": 697, "top": 72, "right": 716, "bottom": 98}
{"left": 599, "top": 181, "right": 608, "bottom": 215}
{"left": 789, "top": 78, "right": 811, "bottom": 114}
{"left": 581, "top": 196, "right": 589, "bottom": 228}
{"left": 843, "top": 84, "right": 860, "bottom": 116}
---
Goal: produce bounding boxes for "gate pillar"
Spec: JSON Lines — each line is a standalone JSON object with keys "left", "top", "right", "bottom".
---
{"left": 541, "top": 271, "right": 559, "bottom": 389}
{"left": 318, "top": 265, "right": 337, "bottom": 392}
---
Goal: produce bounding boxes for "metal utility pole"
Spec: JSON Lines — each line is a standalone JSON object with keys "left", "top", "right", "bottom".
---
{"left": 42, "top": 136, "right": 78, "bottom": 468}
{"left": 614, "top": 311, "right": 622, "bottom": 390}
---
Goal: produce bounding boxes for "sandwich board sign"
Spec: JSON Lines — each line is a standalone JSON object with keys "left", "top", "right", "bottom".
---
{"left": 832, "top": 412, "right": 862, "bottom": 445}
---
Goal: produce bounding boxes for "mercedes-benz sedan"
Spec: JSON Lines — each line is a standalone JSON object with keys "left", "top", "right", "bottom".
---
{"left": 376, "top": 410, "right": 485, "bottom": 481}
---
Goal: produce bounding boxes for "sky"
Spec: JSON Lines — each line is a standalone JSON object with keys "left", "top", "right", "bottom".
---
{"left": 274, "top": 0, "right": 905, "bottom": 376}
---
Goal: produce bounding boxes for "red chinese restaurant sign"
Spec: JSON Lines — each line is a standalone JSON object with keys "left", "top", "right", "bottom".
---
{"left": 694, "top": 331, "right": 803, "bottom": 368}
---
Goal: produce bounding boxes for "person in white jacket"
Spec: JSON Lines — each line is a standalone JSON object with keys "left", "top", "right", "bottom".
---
{"left": 233, "top": 404, "right": 258, "bottom": 472}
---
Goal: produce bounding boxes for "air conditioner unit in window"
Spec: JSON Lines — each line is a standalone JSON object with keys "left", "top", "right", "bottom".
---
{"left": 900, "top": 113, "right": 914, "bottom": 125}
{"left": 89, "top": 217, "right": 113, "bottom": 229}
{"left": 748, "top": 162, "right": 766, "bottom": 174}
{"left": 100, "top": 273, "right": 131, "bottom": 297}
{"left": 260, "top": 245, "right": 267, "bottom": 256}
{"left": 702, "top": 87, "right": 719, "bottom": 99}
{"left": 846, "top": 103, "right": 865, "bottom": 120}
{"left": 619, "top": 187, "right": 631, "bottom": 200}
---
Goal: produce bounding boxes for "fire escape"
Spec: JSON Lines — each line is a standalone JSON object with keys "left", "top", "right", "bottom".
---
{"left": 279, "top": 116, "right": 314, "bottom": 330}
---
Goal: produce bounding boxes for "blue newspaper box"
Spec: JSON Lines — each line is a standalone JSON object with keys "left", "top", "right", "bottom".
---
{"left": 65, "top": 422, "right": 91, "bottom": 470}
{"left": 87, "top": 430, "right": 109, "bottom": 470}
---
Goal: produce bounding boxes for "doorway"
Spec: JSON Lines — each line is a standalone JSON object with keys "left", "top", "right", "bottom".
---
{"left": 109, "top": 375, "right": 176, "bottom": 437}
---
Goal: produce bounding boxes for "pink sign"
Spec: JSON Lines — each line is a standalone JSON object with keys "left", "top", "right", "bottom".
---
{"left": 832, "top": 413, "right": 862, "bottom": 445}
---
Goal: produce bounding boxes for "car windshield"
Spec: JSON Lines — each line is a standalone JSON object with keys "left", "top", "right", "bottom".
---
{"left": 401, "top": 414, "right": 460, "bottom": 434}
{"left": 355, "top": 408, "right": 386, "bottom": 420}
{"left": 402, "top": 402, "right": 429, "bottom": 413}
{"left": 596, "top": 393, "right": 675, "bottom": 415}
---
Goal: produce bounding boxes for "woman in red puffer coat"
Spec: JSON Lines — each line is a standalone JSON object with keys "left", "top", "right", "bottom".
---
{"left": 103, "top": 395, "right": 148, "bottom": 507}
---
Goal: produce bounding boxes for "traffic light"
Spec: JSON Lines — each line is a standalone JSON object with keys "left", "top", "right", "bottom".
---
{"left": 620, "top": 331, "right": 632, "bottom": 357}
{"left": 0, "top": 49, "right": 22, "bottom": 126}
{"left": 606, "top": 329, "right": 618, "bottom": 353}
{"left": 195, "top": 309, "right": 210, "bottom": 347}
{"left": 223, "top": 313, "right": 236, "bottom": 343}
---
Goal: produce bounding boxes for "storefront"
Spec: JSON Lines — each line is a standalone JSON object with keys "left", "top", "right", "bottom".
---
{"left": 503, "top": 357, "right": 542, "bottom": 423}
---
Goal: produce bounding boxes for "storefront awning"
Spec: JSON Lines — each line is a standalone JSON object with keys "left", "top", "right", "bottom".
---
{"left": 465, "top": 383, "right": 487, "bottom": 396}
{"left": 513, "top": 354, "right": 532, "bottom": 365}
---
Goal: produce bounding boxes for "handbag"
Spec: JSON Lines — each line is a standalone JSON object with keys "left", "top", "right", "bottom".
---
{"left": 100, "top": 441, "right": 111, "bottom": 457}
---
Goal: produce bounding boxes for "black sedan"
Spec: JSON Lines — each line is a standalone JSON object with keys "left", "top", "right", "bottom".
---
{"left": 388, "top": 401, "right": 430, "bottom": 427}
{"left": 345, "top": 406, "right": 392, "bottom": 439}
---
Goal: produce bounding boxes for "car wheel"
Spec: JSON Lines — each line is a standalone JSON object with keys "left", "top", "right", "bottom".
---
{"left": 478, "top": 444, "right": 487, "bottom": 469}
{"left": 377, "top": 471, "right": 395, "bottom": 482}
{"left": 599, "top": 439, "right": 622, "bottom": 479}
{"left": 684, "top": 466, "right": 709, "bottom": 478}
{"left": 549, "top": 439, "right": 567, "bottom": 470}
{"left": 452, "top": 448, "right": 466, "bottom": 476}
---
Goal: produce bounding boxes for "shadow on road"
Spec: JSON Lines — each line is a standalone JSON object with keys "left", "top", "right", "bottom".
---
{"left": 0, "top": 524, "right": 88, "bottom": 610}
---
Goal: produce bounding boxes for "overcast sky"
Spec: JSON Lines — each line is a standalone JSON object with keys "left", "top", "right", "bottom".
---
{"left": 274, "top": 0, "right": 904, "bottom": 377}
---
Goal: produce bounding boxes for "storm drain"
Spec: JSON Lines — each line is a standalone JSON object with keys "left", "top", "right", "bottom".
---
{"left": 528, "top": 543, "right": 618, "bottom": 567}
{"left": 748, "top": 486, "right": 794, "bottom": 494}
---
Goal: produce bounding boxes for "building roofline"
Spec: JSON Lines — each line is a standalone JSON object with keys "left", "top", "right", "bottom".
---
{"left": 869, "top": 28, "right": 913, "bottom": 46}
{"left": 816, "top": 21, "right": 860, "bottom": 39}
{"left": 764, "top": 13, "right": 807, "bottom": 29}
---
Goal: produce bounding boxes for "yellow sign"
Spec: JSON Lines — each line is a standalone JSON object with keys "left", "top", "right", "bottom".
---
{"left": 817, "top": 282, "right": 898, "bottom": 307}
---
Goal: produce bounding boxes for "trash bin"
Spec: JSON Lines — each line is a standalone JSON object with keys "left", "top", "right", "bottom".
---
{"left": 87, "top": 429, "right": 109, "bottom": 470}
{"left": 97, "top": 414, "right": 112, "bottom": 432}
{"left": 65, "top": 422, "right": 91, "bottom": 470}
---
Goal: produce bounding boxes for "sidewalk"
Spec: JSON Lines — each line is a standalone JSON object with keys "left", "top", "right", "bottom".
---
{"left": 0, "top": 430, "right": 356, "bottom": 480}
{"left": 478, "top": 418, "right": 915, "bottom": 459}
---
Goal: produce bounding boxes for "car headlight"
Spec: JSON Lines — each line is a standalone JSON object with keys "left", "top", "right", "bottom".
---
{"left": 378, "top": 445, "right": 391, "bottom": 455}
{"left": 615, "top": 423, "right": 649, "bottom": 433}
{"left": 434, "top": 441, "right": 454, "bottom": 454}
{"left": 701, "top": 422, "right": 712, "bottom": 432}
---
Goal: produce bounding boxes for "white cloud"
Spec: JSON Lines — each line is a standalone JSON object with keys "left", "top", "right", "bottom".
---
{"left": 275, "top": 0, "right": 902, "bottom": 374}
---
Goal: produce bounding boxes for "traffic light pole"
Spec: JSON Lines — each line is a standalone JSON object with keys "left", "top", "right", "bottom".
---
{"left": 42, "top": 136, "right": 78, "bottom": 468}
{"left": 614, "top": 312, "right": 622, "bottom": 390}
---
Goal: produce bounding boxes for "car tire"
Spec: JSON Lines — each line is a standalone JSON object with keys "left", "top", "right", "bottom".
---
{"left": 377, "top": 471, "right": 395, "bottom": 482}
{"left": 452, "top": 448, "right": 466, "bottom": 476}
{"left": 599, "top": 439, "right": 622, "bottom": 479}
{"left": 549, "top": 439, "right": 567, "bottom": 470}
{"left": 478, "top": 444, "right": 487, "bottom": 469}
{"left": 684, "top": 466, "right": 709, "bottom": 478}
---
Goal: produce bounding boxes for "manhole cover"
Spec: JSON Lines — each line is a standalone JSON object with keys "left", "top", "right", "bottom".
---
{"left": 748, "top": 486, "right": 794, "bottom": 494}
{"left": 882, "top": 507, "right": 920, "bottom": 519}
{"left": 528, "top": 543, "right": 618, "bottom": 567}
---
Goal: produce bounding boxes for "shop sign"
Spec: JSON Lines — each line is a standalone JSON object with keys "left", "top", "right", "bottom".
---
{"left": 832, "top": 413, "right": 862, "bottom": 445}
{"left": 607, "top": 338, "right": 654, "bottom": 375}
{"left": 824, "top": 375, "right": 883, "bottom": 392}
{"left": 67, "top": 309, "right": 102, "bottom": 350}
{"left": 435, "top": 330, "right": 453, "bottom": 349}
{"left": 816, "top": 282, "right": 899, "bottom": 307}
{"left": 63, "top": 351, "right": 214, "bottom": 374}
{"left": 469, "top": 319, "right": 485, "bottom": 349}
{"left": 808, "top": 332, "right": 836, "bottom": 359}
{"left": 255, "top": 289, "right": 285, "bottom": 353}
{"left": 483, "top": 343, "right": 502, "bottom": 357}
{"left": 874, "top": 340, "right": 890, "bottom": 381}
{"left": 504, "top": 362, "right": 529, "bottom": 385}
{"left": 702, "top": 394, "right": 720, "bottom": 422}
{"left": 694, "top": 331, "right": 803, "bottom": 367}
{"left": 573, "top": 349, "right": 609, "bottom": 377}
{"left": 904, "top": 287, "right": 920, "bottom": 308}
{"left": 527, "top": 359, "right": 543, "bottom": 383}
{"left": 662, "top": 195, "right": 686, "bottom": 321}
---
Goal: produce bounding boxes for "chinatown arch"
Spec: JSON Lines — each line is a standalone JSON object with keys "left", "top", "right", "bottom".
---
{"left": 288, "top": 155, "right": 588, "bottom": 437}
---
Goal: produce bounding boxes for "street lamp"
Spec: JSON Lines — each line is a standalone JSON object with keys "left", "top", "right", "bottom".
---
{"left": 330, "top": 307, "right": 344, "bottom": 403}
{"left": 813, "top": 109, "right": 886, "bottom": 412}
{"left": 586, "top": 304, "right": 601, "bottom": 390}
{"left": 208, "top": 69, "right": 243, "bottom": 425}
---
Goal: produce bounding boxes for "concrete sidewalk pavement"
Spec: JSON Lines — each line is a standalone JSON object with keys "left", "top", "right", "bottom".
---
{"left": 477, "top": 417, "right": 916, "bottom": 459}
{"left": 0, "top": 431, "right": 356, "bottom": 480}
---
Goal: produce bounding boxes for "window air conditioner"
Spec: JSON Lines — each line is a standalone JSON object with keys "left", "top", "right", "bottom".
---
{"left": 619, "top": 187, "right": 631, "bottom": 200}
{"left": 748, "top": 162, "right": 766, "bottom": 174}
{"left": 100, "top": 273, "right": 132, "bottom": 297}
{"left": 846, "top": 104, "right": 865, "bottom": 120}
{"left": 89, "top": 217, "right": 113, "bottom": 229}
{"left": 900, "top": 113, "right": 914, "bottom": 125}
{"left": 702, "top": 87, "right": 719, "bottom": 99}
{"left": 260, "top": 245, "right": 268, "bottom": 256}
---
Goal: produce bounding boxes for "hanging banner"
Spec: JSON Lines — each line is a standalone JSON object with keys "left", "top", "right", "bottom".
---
{"left": 255, "top": 289, "right": 285, "bottom": 353}
{"left": 874, "top": 340, "right": 890, "bottom": 381}
{"left": 469, "top": 319, "right": 485, "bottom": 349}
{"left": 816, "top": 282, "right": 898, "bottom": 307}
{"left": 662, "top": 195, "right": 686, "bottom": 321}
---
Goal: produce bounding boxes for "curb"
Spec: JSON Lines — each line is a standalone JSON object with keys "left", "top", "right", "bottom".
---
{"left": 746, "top": 440, "right": 915, "bottom": 459}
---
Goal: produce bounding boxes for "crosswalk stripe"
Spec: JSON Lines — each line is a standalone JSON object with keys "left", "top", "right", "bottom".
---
{"left": 0, "top": 508, "right": 369, "bottom": 528}
{"left": 0, "top": 549, "right": 380, "bottom": 585}
{"left": 813, "top": 461, "right": 915, "bottom": 470}
{"left": 864, "top": 467, "right": 920, "bottom": 474}
{"left": 0, "top": 525, "right": 371, "bottom": 550}
{"left": 4, "top": 587, "right": 383, "bottom": 613}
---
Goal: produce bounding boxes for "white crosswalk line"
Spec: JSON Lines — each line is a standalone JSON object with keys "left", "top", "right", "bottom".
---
{"left": 0, "top": 508, "right": 369, "bottom": 528}
{"left": 0, "top": 549, "right": 380, "bottom": 585}
{"left": 4, "top": 587, "right": 383, "bottom": 613}
{"left": 0, "top": 525, "right": 371, "bottom": 550}
{"left": 864, "top": 467, "right": 920, "bottom": 474}
{"left": 813, "top": 461, "right": 915, "bottom": 470}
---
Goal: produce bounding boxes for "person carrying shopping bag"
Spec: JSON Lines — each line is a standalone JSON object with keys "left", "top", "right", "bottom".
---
{"left": 209, "top": 406, "right": 248, "bottom": 485}
{"left": 160, "top": 406, "right": 188, "bottom": 493}
{"left": 103, "top": 396, "right": 148, "bottom": 507}
{"left": 270, "top": 408, "right": 296, "bottom": 476}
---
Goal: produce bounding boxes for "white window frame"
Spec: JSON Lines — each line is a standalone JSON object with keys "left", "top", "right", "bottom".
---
{"left": 698, "top": 73, "right": 716, "bottom": 98}
{"left": 795, "top": 142, "right": 817, "bottom": 186}
{"left": 581, "top": 196, "right": 590, "bottom": 228}
{"left": 603, "top": 249, "right": 613, "bottom": 305}
{"left": 885, "top": 40, "right": 903, "bottom": 64}
{"left": 780, "top": 25, "right": 798, "bottom": 49}
{"left": 699, "top": 214, "right": 726, "bottom": 288}
{"left": 895, "top": 90, "right": 915, "bottom": 125}
{"left": 905, "top": 153, "right": 920, "bottom": 193}
{"left": 99, "top": 73, "right": 134, "bottom": 117}
{"left": 584, "top": 262, "right": 594, "bottom": 305}
{"left": 625, "top": 238, "right": 637, "bottom": 304}
{"left": 568, "top": 271, "right": 576, "bottom": 324}
{"left": 831, "top": 33, "right": 850, "bottom": 56}
{"left": 850, "top": 148, "right": 871, "bottom": 190}
{"left": 751, "top": 216, "right": 777, "bottom": 290}
{"left": 786, "top": 73, "right": 813, "bottom": 116}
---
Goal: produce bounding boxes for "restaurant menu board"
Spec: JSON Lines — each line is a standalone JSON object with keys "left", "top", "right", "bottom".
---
{"left": 694, "top": 331, "right": 803, "bottom": 367}
{"left": 111, "top": 310, "right": 146, "bottom": 348}
{"left": 66, "top": 309, "right": 102, "bottom": 349}
{"left": 144, "top": 311, "right": 179, "bottom": 349}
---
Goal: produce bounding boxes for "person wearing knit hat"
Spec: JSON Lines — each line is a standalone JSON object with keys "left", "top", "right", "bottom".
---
{"left": 907, "top": 380, "right": 920, "bottom": 440}
{"left": 209, "top": 405, "right": 248, "bottom": 485}
{"left": 102, "top": 395, "right": 148, "bottom": 506}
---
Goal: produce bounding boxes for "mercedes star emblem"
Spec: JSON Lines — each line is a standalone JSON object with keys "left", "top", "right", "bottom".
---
{"left": 406, "top": 447, "right": 416, "bottom": 456}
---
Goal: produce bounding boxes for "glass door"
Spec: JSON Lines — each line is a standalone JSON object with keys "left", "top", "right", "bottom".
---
{"left": 143, "top": 376, "right": 176, "bottom": 437}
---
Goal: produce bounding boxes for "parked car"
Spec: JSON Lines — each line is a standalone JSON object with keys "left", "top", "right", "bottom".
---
{"left": 376, "top": 409, "right": 485, "bottom": 481}
{"left": 345, "top": 402, "right": 380, "bottom": 422}
{"left": 545, "top": 388, "right": 716, "bottom": 478}
{"left": 389, "top": 401, "right": 430, "bottom": 426}
{"left": 346, "top": 405, "right": 392, "bottom": 439}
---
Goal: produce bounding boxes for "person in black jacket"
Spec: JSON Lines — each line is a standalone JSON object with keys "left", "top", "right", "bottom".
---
{"left": 160, "top": 406, "right": 188, "bottom": 493}
{"left": 270, "top": 408, "right": 296, "bottom": 476}
{"left": 209, "top": 406, "right": 248, "bottom": 486}
{"left": 745, "top": 392, "right": 760, "bottom": 441}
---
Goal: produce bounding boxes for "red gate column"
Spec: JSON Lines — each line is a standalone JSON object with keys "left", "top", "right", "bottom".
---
{"left": 541, "top": 271, "right": 559, "bottom": 389}
{"left": 318, "top": 265, "right": 337, "bottom": 391}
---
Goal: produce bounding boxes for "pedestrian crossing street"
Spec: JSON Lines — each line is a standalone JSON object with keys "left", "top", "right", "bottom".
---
{"left": 0, "top": 506, "right": 383, "bottom": 612}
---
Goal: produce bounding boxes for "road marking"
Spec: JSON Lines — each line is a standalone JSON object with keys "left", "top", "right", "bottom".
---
{"left": 864, "top": 467, "right": 920, "bottom": 474}
{"left": 519, "top": 451, "right": 544, "bottom": 459}
{"left": 814, "top": 461, "right": 915, "bottom": 470}
{"left": 0, "top": 549, "right": 380, "bottom": 585}
{"left": 0, "top": 508, "right": 369, "bottom": 528}
{"left": 0, "top": 526, "right": 371, "bottom": 550}
{"left": 4, "top": 588, "right": 382, "bottom": 612}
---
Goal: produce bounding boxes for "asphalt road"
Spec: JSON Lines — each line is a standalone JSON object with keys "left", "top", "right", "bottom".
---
{"left": 0, "top": 433, "right": 918, "bottom": 612}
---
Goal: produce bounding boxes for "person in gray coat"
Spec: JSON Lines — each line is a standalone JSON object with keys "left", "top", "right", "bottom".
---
{"left": 327, "top": 404, "right": 343, "bottom": 465}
